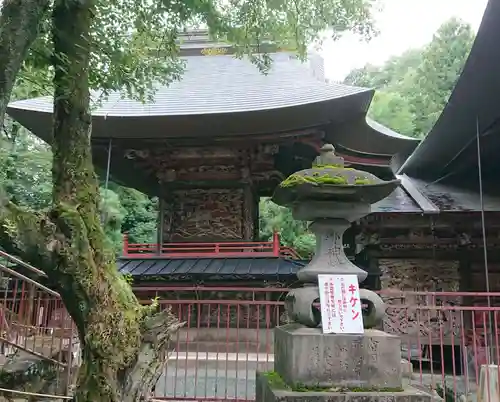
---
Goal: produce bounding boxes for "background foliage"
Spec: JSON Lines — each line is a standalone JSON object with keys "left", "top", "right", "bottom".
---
{"left": 2, "top": 17, "right": 475, "bottom": 258}
{"left": 344, "top": 17, "right": 475, "bottom": 138}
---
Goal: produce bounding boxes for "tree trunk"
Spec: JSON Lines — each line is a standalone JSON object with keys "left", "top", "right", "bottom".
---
{"left": 49, "top": 0, "right": 182, "bottom": 400}
{"left": 0, "top": 0, "right": 50, "bottom": 128}
{"left": 0, "top": 0, "right": 182, "bottom": 399}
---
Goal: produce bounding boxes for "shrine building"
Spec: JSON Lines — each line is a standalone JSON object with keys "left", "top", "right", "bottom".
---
{"left": 7, "top": 30, "right": 419, "bottom": 290}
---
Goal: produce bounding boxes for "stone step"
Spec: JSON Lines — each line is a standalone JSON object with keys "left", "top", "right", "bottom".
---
{"left": 176, "top": 340, "right": 270, "bottom": 353}
{"left": 166, "top": 352, "right": 274, "bottom": 371}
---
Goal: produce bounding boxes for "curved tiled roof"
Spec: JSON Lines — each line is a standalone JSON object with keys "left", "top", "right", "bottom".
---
{"left": 9, "top": 53, "right": 368, "bottom": 117}
{"left": 8, "top": 51, "right": 391, "bottom": 145}
{"left": 7, "top": 49, "right": 418, "bottom": 184}
{"left": 327, "top": 117, "right": 419, "bottom": 158}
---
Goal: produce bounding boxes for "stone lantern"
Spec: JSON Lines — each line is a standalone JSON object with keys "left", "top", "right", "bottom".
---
{"left": 271, "top": 143, "right": 398, "bottom": 328}
{"left": 256, "top": 144, "right": 430, "bottom": 402}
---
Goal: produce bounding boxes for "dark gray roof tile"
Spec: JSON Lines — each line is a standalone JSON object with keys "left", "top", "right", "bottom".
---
{"left": 8, "top": 53, "right": 369, "bottom": 117}
{"left": 118, "top": 257, "right": 305, "bottom": 277}
{"left": 410, "top": 177, "right": 500, "bottom": 212}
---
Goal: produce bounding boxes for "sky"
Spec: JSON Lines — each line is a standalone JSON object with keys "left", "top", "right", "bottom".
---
{"left": 321, "top": 0, "right": 488, "bottom": 81}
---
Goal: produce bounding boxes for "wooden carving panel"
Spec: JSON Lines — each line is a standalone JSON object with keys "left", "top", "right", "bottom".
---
{"left": 164, "top": 189, "right": 244, "bottom": 241}
{"left": 379, "top": 259, "right": 461, "bottom": 344}
{"left": 124, "top": 143, "right": 281, "bottom": 184}
{"left": 379, "top": 259, "right": 460, "bottom": 291}
{"left": 470, "top": 262, "right": 500, "bottom": 292}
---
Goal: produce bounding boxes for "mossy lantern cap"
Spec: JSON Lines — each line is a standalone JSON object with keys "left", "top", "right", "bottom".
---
{"left": 271, "top": 143, "right": 400, "bottom": 207}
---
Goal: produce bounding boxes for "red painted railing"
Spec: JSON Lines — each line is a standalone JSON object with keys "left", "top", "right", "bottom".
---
{"left": 138, "top": 287, "right": 500, "bottom": 402}
{"left": 0, "top": 250, "right": 77, "bottom": 400}
{"left": 4, "top": 273, "right": 500, "bottom": 401}
{"left": 122, "top": 232, "right": 303, "bottom": 259}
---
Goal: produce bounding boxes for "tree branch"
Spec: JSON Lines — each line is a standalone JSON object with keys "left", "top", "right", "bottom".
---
{"left": 120, "top": 310, "right": 185, "bottom": 402}
{"left": 0, "top": 0, "right": 51, "bottom": 128}
{"left": 0, "top": 194, "right": 57, "bottom": 271}
{"left": 0, "top": 0, "right": 54, "bottom": 270}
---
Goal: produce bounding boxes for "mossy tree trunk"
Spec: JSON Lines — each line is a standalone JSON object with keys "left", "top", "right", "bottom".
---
{"left": 0, "top": 0, "right": 181, "bottom": 401}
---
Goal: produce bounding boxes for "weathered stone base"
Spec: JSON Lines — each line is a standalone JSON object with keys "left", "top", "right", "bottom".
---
{"left": 274, "top": 325, "right": 402, "bottom": 388}
{"left": 256, "top": 372, "right": 432, "bottom": 402}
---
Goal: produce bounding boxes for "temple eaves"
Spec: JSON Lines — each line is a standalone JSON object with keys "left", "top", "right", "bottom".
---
{"left": 7, "top": 52, "right": 417, "bottom": 153}
{"left": 7, "top": 48, "right": 420, "bottom": 198}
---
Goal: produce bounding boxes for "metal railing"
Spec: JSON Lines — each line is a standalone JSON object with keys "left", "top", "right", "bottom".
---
{"left": 3, "top": 274, "right": 500, "bottom": 402}
{"left": 0, "top": 250, "right": 78, "bottom": 400}
{"left": 136, "top": 286, "right": 500, "bottom": 402}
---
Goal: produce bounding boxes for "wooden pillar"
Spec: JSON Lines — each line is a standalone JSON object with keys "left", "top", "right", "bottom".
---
{"left": 162, "top": 187, "right": 175, "bottom": 243}
{"left": 156, "top": 197, "right": 165, "bottom": 254}
{"left": 241, "top": 152, "right": 254, "bottom": 241}
{"left": 459, "top": 254, "right": 474, "bottom": 355}
{"left": 253, "top": 187, "right": 260, "bottom": 241}
{"left": 243, "top": 186, "right": 254, "bottom": 240}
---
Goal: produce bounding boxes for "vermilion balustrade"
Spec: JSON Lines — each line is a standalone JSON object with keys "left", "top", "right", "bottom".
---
{"left": 122, "top": 232, "right": 303, "bottom": 259}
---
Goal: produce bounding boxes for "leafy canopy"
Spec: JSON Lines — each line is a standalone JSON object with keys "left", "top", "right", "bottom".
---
{"left": 22, "top": 0, "right": 377, "bottom": 101}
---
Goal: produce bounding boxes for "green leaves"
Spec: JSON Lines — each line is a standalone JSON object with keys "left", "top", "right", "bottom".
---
{"left": 0, "top": 131, "right": 52, "bottom": 210}
{"left": 344, "top": 17, "right": 475, "bottom": 139}
{"left": 259, "top": 197, "right": 315, "bottom": 258}
{"left": 369, "top": 91, "right": 415, "bottom": 137}
{"left": 18, "top": 0, "right": 376, "bottom": 102}
{"left": 107, "top": 184, "right": 157, "bottom": 245}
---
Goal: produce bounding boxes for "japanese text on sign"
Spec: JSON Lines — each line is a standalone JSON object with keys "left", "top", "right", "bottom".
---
{"left": 318, "top": 274, "right": 364, "bottom": 334}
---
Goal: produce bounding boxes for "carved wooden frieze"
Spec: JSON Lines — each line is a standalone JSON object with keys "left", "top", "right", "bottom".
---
{"left": 358, "top": 215, "right": 500, "bottom": 254}
{"left": 159, "top": 165, "right": 240, "bottom": 182}
{"left": 362, "top": 212, "right": 500, "bottom": 229}
{"left": 379, "top": 259, "right": 462, "bottom": 344}
{"left": 123, "top": 144, "right": 281, "bottom": 184}
{"left": 163, "top": 188, "right": 245, "bottom": 241}
{"left": 169, "top": 147, "right": 240, "bottom": 160}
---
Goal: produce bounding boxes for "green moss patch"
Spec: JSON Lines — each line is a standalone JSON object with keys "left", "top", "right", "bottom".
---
{"left": 292, "top": 384, "right": 404, "bottom": 393}
{"left": 313, "top": 164, "right": 353, "bottom": 170}
{"left": 344, "top": 386, "right": 405, "bottom": 393}
{"left": 279, "top": 169, "right": 373, "bottom": 188}
{"left": 279, "top": 173, "right": 348, "bottom": 188}
{"left": 263, "top": 371, "right": 289, "bottom": 390}
{"left": 354, "top": 177, "right": 371, "bottom": 185}
{"left": 263, "top": 372, "right": 403, "bottom": 393}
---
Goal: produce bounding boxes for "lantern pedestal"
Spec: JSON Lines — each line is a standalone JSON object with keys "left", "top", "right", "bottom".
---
{"left": 256, "top": 326, "right": 431, "bottom": 402}
{"left": 255, "top": 144, "right": 431, "bottom": 402}
{"left": 273, "top": 325, "right": 403, "bottom": 389}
